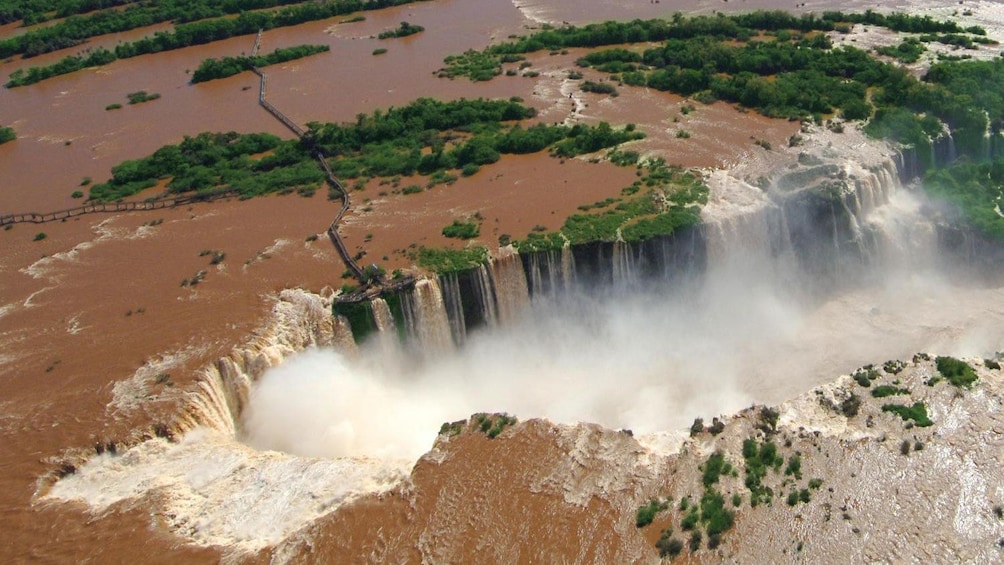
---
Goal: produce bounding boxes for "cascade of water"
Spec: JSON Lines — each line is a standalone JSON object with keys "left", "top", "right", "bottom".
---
{"left": 371, "top": 298, "right": 395, "bottom": 334}
{"left": 611, "top": 240, "right": 639, "bottom": 289}
{"left": 402, "top": 278, "right": 454, "bottom": 353}
{"left": 440, "top": 273, "right": 467, "bottom": 346}
{"left": 473, "top": 263, "right": 498, "bottom": 328}
{"left": 560, "top": 245, "right": 577, "bottom": 291}
{"left": 489, "top": 246, "right": 530, "bottom": 324}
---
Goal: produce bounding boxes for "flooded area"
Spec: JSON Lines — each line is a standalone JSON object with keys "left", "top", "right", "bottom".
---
{"left": 3, "top": 0, "right": 1004, "bottom": 561}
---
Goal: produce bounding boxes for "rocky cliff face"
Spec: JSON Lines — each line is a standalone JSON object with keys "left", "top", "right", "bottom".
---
{"left": 272, "top": 355, "right": 1003, "bottom": 564}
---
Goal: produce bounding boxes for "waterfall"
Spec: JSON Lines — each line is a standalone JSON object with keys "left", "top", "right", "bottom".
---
{"left": 440, "top": 273, "right": 467, "bottom": 346}
{"left": 371, "top": 298, "right": 395, "bottom": 333}
{"left": 489, "top": 245, "right": 530, "bottom": 324}
{"left": 473, "top": 263, "right": 498, "bottom": 327}
{"left": 611, "top": 240, "right": 639, "bottom": 289}
{"left": 402, "top": 278, "right": 454, "bottom": 353}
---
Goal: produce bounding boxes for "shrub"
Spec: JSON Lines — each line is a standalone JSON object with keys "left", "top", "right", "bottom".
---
{"left": 882, "top": 402, "right": 934, "bottom": 427}
{"left": 126, "top": 91, "right": 160, "bottom": 105}
{"left": 656, "top": 532, "right": 684, "bottom": 558}
{"left": 871, "top": 385, "right": 910, "bottom": 398}
{"left": 635, "top": 499, "right": 668, "bottom": 528}
{"left": 71, "top": 190, "right": 84, "bottom": 199}
{"left": 461, "top": 163, "right": 480, "bottom": 177}
{"left": 372, "top": 48, "right": 388, "bottom": 55}
{"left": 33, "top": 232, "right": 47, "bottom": 241}
{"left": 0, "top": 126, "right": 15, "bottom": 144}
{"left": 840, "top": 393, "right": 862, "bottom": 417}
{"left": 935, "top": 356, "right": 978, "bottom": 388}
{"left": 105, "top": 103, "right": 122, "bottom": 111}
{"left": 688, "top": 531, "right": 702, "bottom": 552}
{"left": 900, "top": 439, "right": 911, "bottom": 455}
{"left": 442, "top": 220, "right": 480, "bottom": 239}
{"left": 702, "top": 452, "right": 731, "bottom": 487}
{"left": 401, "top": 184, "right": 423, "bottom": 195}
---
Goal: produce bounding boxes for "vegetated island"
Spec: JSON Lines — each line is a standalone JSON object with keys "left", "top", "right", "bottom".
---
{"left": 0, "top": 125, "right": 14, "bottom": 144}
{"left": 63, "top": 10, "right": 1004, "bottom": 276}
{"left": 377, "top": 21, "right": 424, "bottom": 40}
{"left": 191, "top": 44, "right": 330, "bottom": 83}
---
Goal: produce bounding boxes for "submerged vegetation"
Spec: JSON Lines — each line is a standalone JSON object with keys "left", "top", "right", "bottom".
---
{"left": 191, "top": 44, "right": 330, "bottom": 83}
{"left": 4, "top": 0, "right": 426, "bottom": 87}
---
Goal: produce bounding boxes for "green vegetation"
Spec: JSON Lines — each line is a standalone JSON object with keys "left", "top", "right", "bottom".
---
{"left": 308, "top": 97, "right": 640, "bottom": 182}
{"left": 743, "top": 438, "right": 782, "bottom": 506}
{"left": 882, "top": 402, "right": 934, "bottom": 427}
{"left": 105, "top": 103, "right": 122, "bottom": 111}
{"left": 784, "top": 454, "right": 802, "bottom": 480}
{"left": 442, "top": 219, "right": 480, "bottom": 240}
{"left": 925, "top": 159, "right": 1004, "bottom": 241}
{"left": 656, "top": 529, "right": 683, "bottom": 558}
{"left": 126, "top": 91, "right": 160, "bottom": 105}
{"left": 635, "top": 498, "right": 669, "bottom": 528}
{"left": 333, "top": 300, "right": 376, "bottom": 342}
{"left": 415, "top": 246, "right": 488, "bottom": 274}
{"left": 935, "top": 356, "right": 979, "bottom": 388}
{"left": 33, "top": 232, "right": 46, "bottom": 241}
{"left": 191, "top": 44, "right": 330, "bottom": 83}
{"left": 87, "top": 131, "right": 319, "bottom": 201}
{"left": 71, "top": 190, "right": 84, "bottom": 199}
{"left": 378, "top": 21, "right": 423, "bottom": 40}
{"left": 372, "top": 48, "right": 388, "bottom": 56}
{"left": 472, "top": 413, "right": 518, "bottom": 438}
{"left": 4, "top": 0, "right": 426, "bottom": 87}
{"left": 701, "top": 452, "right": 732, "bottom": 487}
{"left": 883, "top": 359, "right": 906, "bottom": 374}
{"left": 875, "top": 37, "right": 926, "bottom": 63}
{"left": 516, "top": 159, "right": 705, "bottom": 251}
{"left": 0, "top": 126, "right": 14, "bottom": 145}
{"left": 580, "top": 80, "right": 618, "bottom": 96}
{"left": 871, "top": 385, "right": 910, "bottom": 398}
{"left": 852, "top": 365, "right": 880, "bottom": 387}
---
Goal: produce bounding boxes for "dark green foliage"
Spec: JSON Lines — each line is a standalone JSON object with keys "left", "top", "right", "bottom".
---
{"left": 935, "top": 356, "right": 979, "bottom": 388}
{"left": 580, "top": 80, "right": 618, "bottom": 96}
{"left": 852, "top": 365, "right": 880, "bottom": 387}
{"left": 702, "top": 452, "right": 731, "bottom": 487}
{"left": 635, "top": 498, "right": 668, "bottom": 528}
{"left": 372, "top": 48, "right": 388, "bottom": 56}
{"left": 808, "top": 478, "right": 823, "bottom": 490}
{"left": 882, "top": 402, "right": 934, "bottom": 427}
{"left": 191, "top": 44, "right": 329, "bottom": 83}
{"left": 378, "top": 21, "right": 423, "bottom": 40}
{"left": 680, "top": 509, "right": 698, "bottom": 530}
{"left": 656, "top": 530, "right": 683, "bottom": 558}
{"left": 88, "top": 131, "right": 297, "bottom": 201}
{"left": 698, "top": 489, "right": 735, "bottom": 537}
{"left": 126, "top": 91, "right": 160, "bottom": 105}
{"left": 871, "top": 385, "right": 910, "bottom": 398}
{"left": 688, "top": 531, "right": 702, "bottom": 552}
{"left": 743, "top": 438, "right": 781, "bottom": 506}
{"left": 875, "top": 37, "right": 926, "bottom": 63}
{"left": 0, "top": 126, "right": 14, "bottom": 144}
{"left": 486, "top": 413, "right": 517, "bottom": 438}
{"left": 883, "top": 360, "right": 906, "bottom": 374}
{"left": 105, "top": 103, "right": 122, "bottom": 111}
{"left": 784, "top": 454, "right": 802, "bottom": 480}
{"left": 841, "top": 393, "right": 862, "bottom": 417}
{"left": 415, "top": 246, "right": 488, "bottom": 274}
{"left": 926, "top": 159, "right": 1004, "bottom": 241}
{"left": 33, "top": 232, "right": 46, "bottom": 241}
{"left": 442, "top": 220, "right": 480, "bottom": 240}
{"left": 333, "top": 300, "right": 376, "bottom": 342}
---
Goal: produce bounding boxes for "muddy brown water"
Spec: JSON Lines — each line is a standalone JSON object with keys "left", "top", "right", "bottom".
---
{"left": 0, "top": 0, "right": 955, "bottom": 561}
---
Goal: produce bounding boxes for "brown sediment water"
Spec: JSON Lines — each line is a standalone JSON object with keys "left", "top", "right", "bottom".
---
{"left": 4, "top": 0, "right": 1002, "bottom": 561}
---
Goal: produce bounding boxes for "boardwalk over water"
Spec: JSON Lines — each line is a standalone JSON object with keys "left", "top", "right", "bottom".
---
{"left": 1, "top": 30, "right": 410, "bottom": 293}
